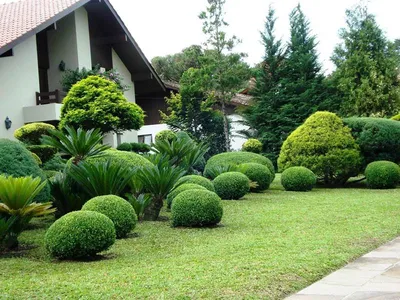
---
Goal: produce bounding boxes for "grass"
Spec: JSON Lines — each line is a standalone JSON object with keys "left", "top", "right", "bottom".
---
{"left": 1, "top": 178, "right": 400, "bottom": 299}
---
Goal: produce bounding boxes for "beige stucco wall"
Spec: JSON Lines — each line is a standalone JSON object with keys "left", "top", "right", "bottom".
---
{"left": 0, "top": 35, "right": 40, "bottom": 139}
{"left": 47, "top": 7, "right": 92, "bottom": 91}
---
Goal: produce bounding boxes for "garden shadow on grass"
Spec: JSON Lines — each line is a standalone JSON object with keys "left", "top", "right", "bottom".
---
{"left": 0, "top": 243, "right": 38, "bottom": 258}
{"left": 52, "top": 253, "right": 118, "bottom": 263}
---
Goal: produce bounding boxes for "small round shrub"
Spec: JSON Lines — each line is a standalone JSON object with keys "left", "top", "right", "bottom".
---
{"left": 14, "top": 122, "right": 55, "bottom": 145}
{"left": 176, "top": 131, "right": 191, "bottom": 141}
{"left": 82, "top": 195, "right": 137, "bottom": 238}
{"left": 45, "top": 211, "right": 116, "bottom": 259}
{"left": 155, "top": 130, "right": 176, "bottom": 143}
{"left": 242, "top": 139, "right": 262, "bottom": 153}
{"left": 88, "top": 150, "right": 152, "bottom": 170}
{"left": 213, "top": 172, "right": 250, "bottom": 200}
{"left": 171, "top": 190, "right": 223, "bottom": 227}
{"left": 281, "top": 167, "right": 317, "bottom": 192}
{"left": 167, "top": 183, "right": 208, "bottom": 208}
{"left": 175, "top": 175, "right": 215, "bottom": 192}
{"left": 116, "top": 143, "right": 133, "bottom": 152}
{"left": 26, "top": 145, "right": 57, "bottom": 163}
{"left": 238, "top": 163, "right": 272, "bottom": 192}
{"left": 365, "top": 161, "right": 400, "bottom": 189}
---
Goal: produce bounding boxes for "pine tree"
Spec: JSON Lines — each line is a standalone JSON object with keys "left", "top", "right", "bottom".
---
{"left": 331, "top": 5, "right": 400, "bottom": 117}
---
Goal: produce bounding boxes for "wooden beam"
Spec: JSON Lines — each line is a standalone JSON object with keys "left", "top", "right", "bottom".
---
{"left": 92, "top": 34, "right": 128, "bottom": 46}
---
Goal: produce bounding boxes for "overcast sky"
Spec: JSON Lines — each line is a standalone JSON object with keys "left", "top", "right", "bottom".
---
{"left": 110, "top": 0, "right": 400, "bottom": 74}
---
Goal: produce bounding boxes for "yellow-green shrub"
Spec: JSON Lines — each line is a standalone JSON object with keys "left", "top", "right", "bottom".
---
{"left": 242, "top": 139, "right": 263, "bottom": 153}
{"left": 14, "top": 123, "right": 55, "bottom": 145}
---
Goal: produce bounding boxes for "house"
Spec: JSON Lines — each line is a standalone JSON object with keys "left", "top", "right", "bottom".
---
{"left": 0, "top": 0, "right": 165, "bottom": 146}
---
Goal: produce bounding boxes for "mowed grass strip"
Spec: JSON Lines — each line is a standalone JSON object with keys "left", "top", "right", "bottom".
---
{"left": 1, "top": 178, "right": 400, "bottom": 299}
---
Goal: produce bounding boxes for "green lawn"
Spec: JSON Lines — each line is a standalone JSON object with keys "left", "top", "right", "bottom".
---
{"left": 2, "top": 179, "right": 400, "bottom": 299}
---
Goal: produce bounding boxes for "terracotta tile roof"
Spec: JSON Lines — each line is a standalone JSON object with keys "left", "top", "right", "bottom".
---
{"left": 0, "top": 0, "right": 84, "bottom": 50}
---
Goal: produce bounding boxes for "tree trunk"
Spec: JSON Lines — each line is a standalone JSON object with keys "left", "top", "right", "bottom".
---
{"left": 221, "top": 101, "right": 231, "bottom": 152}
{"left": 143, "top": 199, "right": 164, "bottom": 221}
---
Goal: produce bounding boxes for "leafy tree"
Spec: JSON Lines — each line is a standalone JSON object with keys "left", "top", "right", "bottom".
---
{"left": 331, "top": 5, "right": 400, "bottom": 117}
{"left": 60, "top": 76, "right": 144, "bottom": 134}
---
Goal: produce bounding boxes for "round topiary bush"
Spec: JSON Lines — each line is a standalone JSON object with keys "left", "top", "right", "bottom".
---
{"left": 82, "top": 195, "right": 137, "bottom": 238}
{"left": 365, "top": 161, "right": 400, "bottom": 189}
{"left": 238, "top": 163, "right": 272, "bottom": 192}
{"left": 175, "top": 175, "right": 215, "bottom": 192}
{"left": 281, "top": 167, "right": 317, "bottom": 192}
{"left": 242, "top": 139, "right": 263, "bottom": 153}
{"left": 155, "top": 130, "right": 177, "bottom": 143}
{"left": 0, "top": 139, "right": 50, "bottom": 202}
{"left": 45, "top": 211, "right": 116, "bottom": 259}
{"left": 14, "top": 122, "right": 55, "bottom": 145}
{"left": 279, "top": 112, "right": 362, "bottom": 185}
{"left": 213, "top": 172, "right": 250, "bottom": 200}
{"left": 171, "top": 190, "right": 223, "bottom": 227}
{"left": 116, "top": 143, "right": 133, "bottom": 152}
{"left": 88, "top": 149, "right": 152, "bottom": 170}
{"left": 204, "top": 152, "right": 275, "bottom": 182}
{"left": 167, "top": 183, "right": 208, "bottom": 209}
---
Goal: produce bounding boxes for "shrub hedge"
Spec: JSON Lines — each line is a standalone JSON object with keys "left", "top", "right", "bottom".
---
{"left": 171, "top": 190, "right": 223, "bottom": 227}
{"left": 213, "top": 172, "right": 250, "bottom": 200}
{"left": 167, "top": 183, "right": 208, "bottom": 209}
{"left": 365, "top": 161, "right": 400, "bottom": 189}
{"left": 14, "top": 122, "right": 55, "bottom": 145}
{"left": 281, "top": 167, "right": 317, "bottom": 192}
{"left": 242, "top": 139, "right": 263, "bottom": 153}
{"left": 45, "top": 211, "right": 116, "bottom": 259}
{"left": 238, "top": 163, "right": 272, "bottom": 192}
{"left": 116, "top": 143, "right": 133, "bottom": 152}
{"left": 175, "top": 175, "right": 215, "bottom": 192}
{"left": 131, "top": 143, "right": 151, "bottom": 153}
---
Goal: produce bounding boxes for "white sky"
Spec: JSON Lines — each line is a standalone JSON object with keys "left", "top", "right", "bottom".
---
{"left": 110, "top": 0, "right": 400, "bottom": 74}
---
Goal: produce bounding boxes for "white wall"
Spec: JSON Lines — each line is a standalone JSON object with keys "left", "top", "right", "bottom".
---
{"left": 229, "top": 114, "right": 248, "bottom": 151}
{"left": 0, "top": 35, "right": 40, "bottom": 139}
{"left": 75, "top": 7, "right": 92, "bottom": 69}
{"left": 137, "top": 124, "right": 169, "bottom": 144}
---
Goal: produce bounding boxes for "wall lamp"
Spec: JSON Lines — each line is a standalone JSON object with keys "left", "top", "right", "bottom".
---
{"left": 5, "top": 116, "right": 12, "bottom": 130}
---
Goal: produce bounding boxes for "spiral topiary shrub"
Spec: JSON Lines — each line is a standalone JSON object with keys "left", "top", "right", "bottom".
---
{"left": 155, "top": 130, "right": 177, "bottom": 143}
{"left": 213, "top": 172, "right": 250, "bottom": 200}
{"left": 279, "top": 112, "right": 362, "bottom": 185}
{"left": 365, "top": 161, "right": 400, "bottom": 189}
{"left": 171, "top": 190, "right": 223, "bottom": 227}
{"left": 242, "top": 139, "right": 263, "bottom": 153}
{"left": 281, "top": 167, "right": 317, "bottom": 192}
{"left": 14, "top": 122, "right": 55, "bottom": 145}
{"left": 175, "top": 175, "right": 215, "bottom": 192}
{"left": 82, "top": 195, "right": 137, "bottom": 238}
{"left": 238, "top": 163, "right": 272, "bottom": 192}
{"left": 167, "top": 183, "right": 208, "bottom": 208}
{"left": 204, "top": 152, "right": 275, "bottom": 182}
{"left": 45, "top": 211, "right": 116, "bottom": 259}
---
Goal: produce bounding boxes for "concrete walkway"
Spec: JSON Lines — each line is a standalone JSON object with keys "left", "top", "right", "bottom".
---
{"left": 286, "top": 237, "right": 400, "bottom": 300}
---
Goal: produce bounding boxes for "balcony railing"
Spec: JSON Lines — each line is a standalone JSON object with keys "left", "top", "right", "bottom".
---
{"left": 36, "top": 90, "right": 66, "bottom": 105}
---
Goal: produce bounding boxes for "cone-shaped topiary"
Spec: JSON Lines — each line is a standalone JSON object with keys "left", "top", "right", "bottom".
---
{"left": 171, "top": 190, "right": 223, "bottom": 227}
{"left": 281, "top": 167, "right": 317, "bottom": 192}
{"left": 175, "top": 175, "right": 215, "bottom": 192}
{"left": 82, "top": 195, "right": 137, "bottom": 238}
{"left": 45, "top": 211, "right": 116, "bottom": 259}
{"left": 365, "top": 161, "right": 400, "bottom": 189}
{"left": 213, "top": 172, "right": 250, "bottom": 200}
{"left": 167, "top": 183, "right": 208, "bottom": 209}
{"left": 278, "top": 112, "right": 362, "bottom": 185}
{"left": 238, "top": 163, "right": 272, "bottom": 192}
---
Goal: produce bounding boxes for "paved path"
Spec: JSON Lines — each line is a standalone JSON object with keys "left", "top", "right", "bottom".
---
{"left": 286, "top": 237, "right": 400, "bottom": 300}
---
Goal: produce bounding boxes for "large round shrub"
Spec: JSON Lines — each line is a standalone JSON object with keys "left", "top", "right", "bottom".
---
{"left": 238, "top": 163, "right": 272, "bottom": 192}
{"left": 0, "top": 139, "right": 50, "bottom": 202}
{"left": 279, "top": 112, "right": 362, "bottom": 185}
{"left": 365, "top": 161, "right": 400, "bottom": 189}
{"left": 45, "top": 211, "right": 116, "bottom": 259}
{"left": 175, "top": 175, "right": 215, "bottom": 192}
{"left": 281, "top": 167, "right": 317, "bottom": 192}
{"left": 88, "top": 149, "right": 152, "bottom": 170}
{"left": 171, "top": 190, "right": 223, "bottom": 227}
{"left": 242, "top": 139, "right": 263, "bottom": 153}
{"left": 82, "top": 195, "right": 137, "bottom": 238}
{"left": 14, "top": 122, "right": 55, "bottom": 145}
{"left": 205, "top": 152, "right": 275, "bottom": 182}
{"left": 167, "top": 183, "right": 208, "bottom": 208}
{"left": 155, "top": 130, "right": 177, "bottom": 143}
{"left": 344, "top": 117, "right": 400, "bottom": 165}
{"left": 213, "top": 172, "right": 250, "bottom": 200}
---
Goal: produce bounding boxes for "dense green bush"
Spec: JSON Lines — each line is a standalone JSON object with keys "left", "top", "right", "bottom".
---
{"left": 242, "top": 139, "right": 263, "bottom": 153}
{"left": 45, "top": 211, "right": 116, "bottom": 259}
{"left": 116, "top": 143, "right": 133, "bottom": 152}
{"left": 281, "top": 167, "right": 317, "bottom": 192}
{"left": 167, "top": 183, "right": 208, "bottom": 209}
{"left": 88, "top": 150, "right": 152, "bottom": 170}
{"left": 213, "top": 172, "right": 250, "bottom": 200}
{"left": 279, "top": 112, "right": 362, "bottom": 185}
{"left": 131, "top": 143, "right": 151, "bottom": 153}
{"left": 175, "top": 175, "right": 215, "bottom": 192}
{"left": 344, "top": 117, "right": 400, "bottom": 164}
{"left": 155, "top": 130, "right": 177, "bottom": 143}
{"left": 42, "top": 155, "right": 66, "bottom": 172}
{"left": 204, "top": 152, "right": 275, "bottom": 182}
{"left": 26, "top": 145, "right": 57, "bottom": 164}
{"left": 0, "top": 139, "right": 50, "bottom": 202}
{"left": 365, "top": 161, "right": 400, "bottom": 189}
{"left": 238, "top": 163, "right": 272, "bottom": 192}
{"left": 171, "top": 190, "right": 223, "bottom": 227}
{"left": 82, "top": 195, "right": 137, "bottom": 238}
{"left": 14, "top": 123, "right": 55, "bottom": 145}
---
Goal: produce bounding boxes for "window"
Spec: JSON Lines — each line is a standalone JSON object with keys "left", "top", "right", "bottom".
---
{"left": 0, "top": 49, "right": 13, "bottom": 58}
{"left": 138, "top": 134, "right": 152, "bottom": 145}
